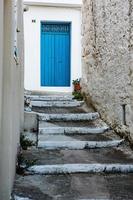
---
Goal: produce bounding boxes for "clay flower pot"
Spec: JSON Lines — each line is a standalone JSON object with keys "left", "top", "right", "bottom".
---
{"left": 73, "top": 78, "right": 81, "bottom": 91}
{"left": 74, "top": 83, "right": 81, "bottom": 91}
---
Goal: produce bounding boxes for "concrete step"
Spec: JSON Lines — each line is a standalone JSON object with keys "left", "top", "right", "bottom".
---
{"left": 32, "top": 106, "right": 87, "bottom": 114}
{"left": 22, "top": 147, "right": 133, "bottom": 166}
{"left": 38, "top": 130, "right": 118, "bottom": 143}
{"left": 37, "top": 140, "right": 124, "bottom": 149}
{"left": 13, "top": 173, "right": 133, "bottom": 200}
{"left": 39, "top": 113, "right": 100, "bottom": 122}
{"left": 28, "top": 164, "right": 133, "bottom": 175}
{"left": 39, "top": 126, "right": 109, "bottom": 135}
{"left": 25, "top": 95, "right": 73, "bottom": 101}
{"left": 31, "top": 100, "right": 84, "bottom": 108}
{"left": 39, "top": 121, "right": 99, "bottom": 129}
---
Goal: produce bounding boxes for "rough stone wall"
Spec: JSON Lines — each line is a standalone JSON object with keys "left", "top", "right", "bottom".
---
{"left": 82, "top": 0, "right": 133, "bottom": 142}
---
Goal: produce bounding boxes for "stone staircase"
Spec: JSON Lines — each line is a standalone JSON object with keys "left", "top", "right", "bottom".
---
{"left": 28, "top": 95, "right": 132, "bottom": 174}
{"left": 13, "top": 94, "right": 133, "bottom": 200}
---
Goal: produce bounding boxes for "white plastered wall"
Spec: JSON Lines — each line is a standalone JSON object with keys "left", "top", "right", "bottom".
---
{"left": 24, "top": 4, "right": 82, "bottom": 92}
{"left": 0, "top": 0, "right": 24, "bottom": 199}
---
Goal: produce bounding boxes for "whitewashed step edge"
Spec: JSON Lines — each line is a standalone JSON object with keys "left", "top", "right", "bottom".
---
{"left": 25, "top": 95, "right": 73, "bottom": 101}
{"left": 38, "top": 140, "right": 124, "bottom": 149}
{"left": 31, "top": 100, "right": 84, "bottom": 107}
{"left": 39, "top": 113, "right": 100, "bottom": 121}
{"left": 39, "top": 126, "right": 109, "bottom": 135}
{"left": 28, "top": 163, "right": 133, "bottom": 175}
{"left": 12, "top": 195, "right": 31, "bottom": 200}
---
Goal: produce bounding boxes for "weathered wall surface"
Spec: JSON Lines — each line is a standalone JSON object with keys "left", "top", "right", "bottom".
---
{"left": 0, "top": 0, "right": 24, "bottom": 199}
{"left": 82, "top": 0, "right": 133, "bottom": 142}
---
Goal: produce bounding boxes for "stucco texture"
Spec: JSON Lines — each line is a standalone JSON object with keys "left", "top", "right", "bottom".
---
{"left": 82, "top": 0, "right": 133, "bottom": 142}
{"left": 0, "top": 0, "right": 24, "bottom": 199}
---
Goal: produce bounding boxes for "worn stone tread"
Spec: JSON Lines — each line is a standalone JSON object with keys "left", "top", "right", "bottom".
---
{"left": 13, "top": 174, "right": 133, "bottom": 200}
{"left": 22, "top": 148, "right": 133, "bottom": 165}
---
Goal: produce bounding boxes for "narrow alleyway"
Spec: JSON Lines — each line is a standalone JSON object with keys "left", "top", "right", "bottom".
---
{"left": 13, "top": 94, "right": 133, "bottom": 200}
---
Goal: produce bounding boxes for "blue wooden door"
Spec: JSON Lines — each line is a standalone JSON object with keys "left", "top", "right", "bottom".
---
{"left": 41, "top": 22, "right": 70, "bottom": 87}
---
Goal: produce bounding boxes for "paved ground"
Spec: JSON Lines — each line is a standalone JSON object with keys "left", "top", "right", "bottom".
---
{"left": 13, "top": 94, "right": 133, "bottom": 200}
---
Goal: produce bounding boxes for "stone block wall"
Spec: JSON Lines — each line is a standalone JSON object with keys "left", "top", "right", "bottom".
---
{"left": 82, "top": 0, "right": 133, "bottom": 142}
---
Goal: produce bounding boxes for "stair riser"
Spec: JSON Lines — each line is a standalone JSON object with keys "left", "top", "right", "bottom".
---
{"left": 38, "top": 140, "right": 124, "bottom": 149}
{"left": 31, "top": 101, "right": 84, "bottom": 108}
{"left": 13, "top": 195, "right": 31, "bottom": 200}
{"left": 28, "top": 164, "right": 133, "bottom": 175}
{"left": 26, "top": 95, "right": 73, "bottom": 101}
{"left": 39, "top": 113, "right": 100, "bottom": 122}
{"left": 39, "top": 127, "right": 109, "bottom": 135}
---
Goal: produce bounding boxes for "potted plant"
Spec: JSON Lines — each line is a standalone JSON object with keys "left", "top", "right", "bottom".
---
{"left": 72, "top": 78, "right": 81, "bottom": 91}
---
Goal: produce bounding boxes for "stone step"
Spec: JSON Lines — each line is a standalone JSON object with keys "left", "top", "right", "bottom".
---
{"left": 39, "top": 113, "right": 100, "bottom": 122}
{"left": 13, "top": 173, "right": 133, "bottom": 200}
{"left": 37, "top": 140, "right": 124, "bottom": 149}
{"left": 28, "top": 164, "right": 133, "bottom": 175}
{"left": 25, "top": 95, "right": 73, "bottom": 101}
{"left": 38, "top": 131, "right": 117, "bottom": 143}
{"left": 32, "top": 106, "right": 87, "bottom": 114}
{"left": 39, "top": 126, "right": 109, "bottom": 135}
{"left": 31, "top": 100, "right": 84, "bottom": 108}
{"left": 39, "top": 121, "right": 97, "bottom": 128}
{"left": 23, "top": 147, "right": 133, "bottom": 166}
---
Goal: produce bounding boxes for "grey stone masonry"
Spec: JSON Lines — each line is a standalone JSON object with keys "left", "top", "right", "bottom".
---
{"left": 81, "top": 0, "right": 133, "bottom": 144}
